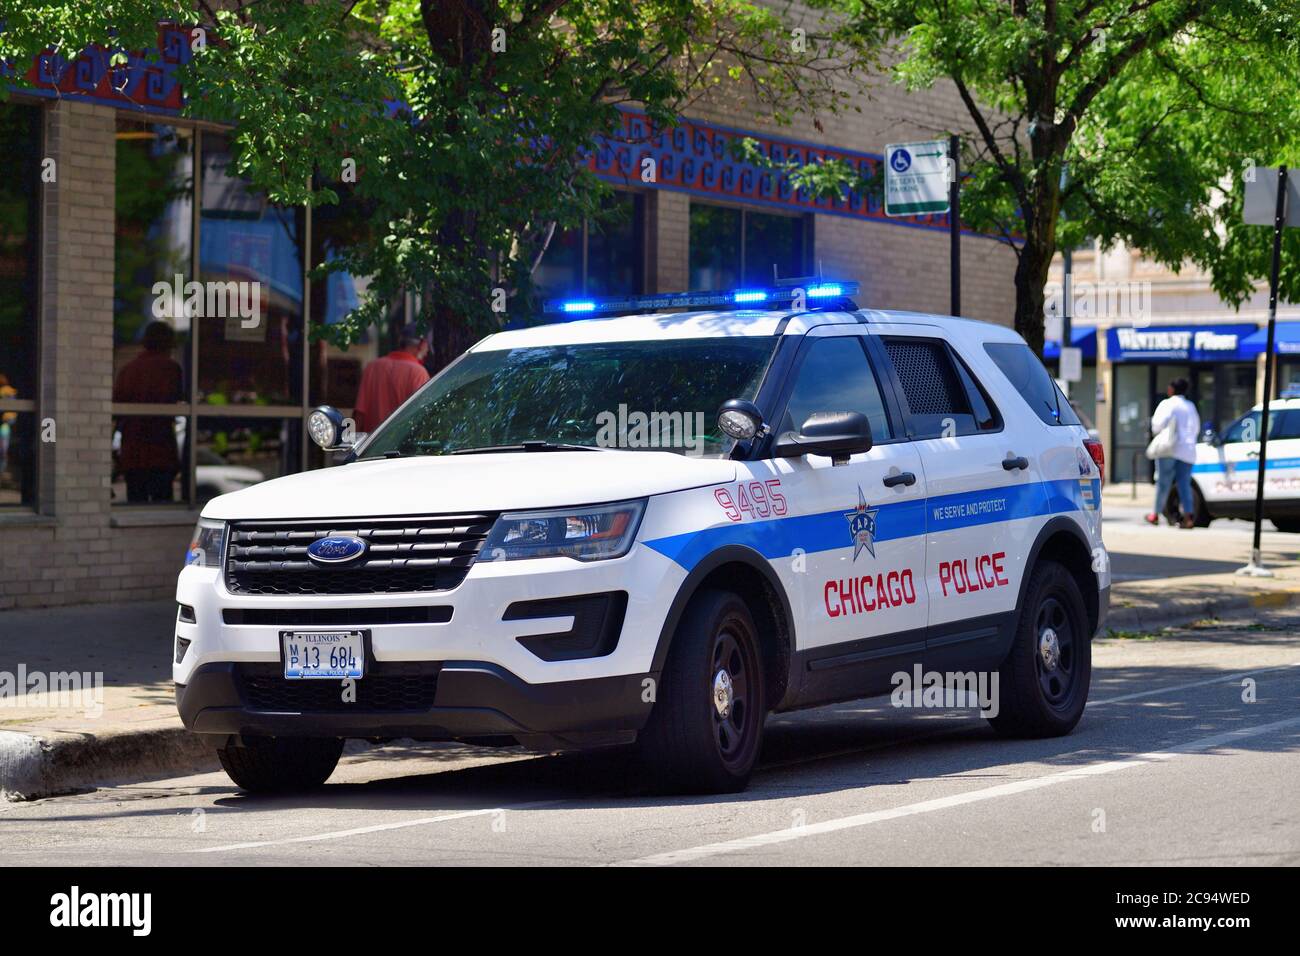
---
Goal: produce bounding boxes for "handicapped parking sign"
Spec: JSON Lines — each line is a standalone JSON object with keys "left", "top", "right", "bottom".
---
{"left": 885, "top": 140, "right": 950, "bottom": 217}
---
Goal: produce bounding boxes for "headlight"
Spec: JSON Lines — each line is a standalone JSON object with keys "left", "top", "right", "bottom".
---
{"left": 481, "top": 499, "right": 645, "bottom": 562}
{"left": 185, "top": 518, "right": 227, "bottom": 568}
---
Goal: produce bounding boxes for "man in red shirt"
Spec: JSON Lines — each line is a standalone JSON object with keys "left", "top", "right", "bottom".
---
{"left": 353, "top": 324, "right": 431, "bottom": 434}
{"left": 114, "top": 321, "right": 184, "bottom": 503}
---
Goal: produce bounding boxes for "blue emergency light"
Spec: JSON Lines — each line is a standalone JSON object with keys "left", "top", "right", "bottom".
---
{"left": 543, "top": 280, "right": 858, "bottom": 317}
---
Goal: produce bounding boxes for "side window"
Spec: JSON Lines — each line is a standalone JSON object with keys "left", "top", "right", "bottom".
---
{"left": 780, "top": 336, "right": 894, "bottom": 443}
{"left": 983, "top": 341, "right": 1080, "bottom": 426}
{"left": 1225, "top": 409, "right": 1300, "bottom": 443}
{"left": 882, "top": 337, "right": 999, "bottom": 438}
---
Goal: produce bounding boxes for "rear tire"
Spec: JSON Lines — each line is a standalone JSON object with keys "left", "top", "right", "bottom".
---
{"left": 987, "top": 561, "right": 1091, "bottom": 738}
{"left": 1272, "top": 518, "right": 1300, "bottom": 533}
{"left": 637, "top": 589, "right": 766, "bottom": 794}
{"left": 217, "top": 736, "right": 343, "bottom": 793}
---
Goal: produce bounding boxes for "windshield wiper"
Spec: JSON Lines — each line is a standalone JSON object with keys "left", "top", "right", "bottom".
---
{"left": 450, "top": 441, "right": 598, "bottom": 455}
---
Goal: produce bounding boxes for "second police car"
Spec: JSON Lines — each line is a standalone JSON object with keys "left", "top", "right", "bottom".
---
{"left": 1173, "top": 392, "right": 1300, "bottom": 531}
{"left": 175, "top": 281, "right": 1110, "bottom": 794}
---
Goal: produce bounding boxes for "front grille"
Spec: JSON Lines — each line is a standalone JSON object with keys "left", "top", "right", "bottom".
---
{"left": 235, "top": 662, "right": 440, "bottom": 713}
{"left": 224, "top": 514, "right": 496, "bottom": 596}
{"left": 222, "top": 606, "right": 453, "bottom": 626}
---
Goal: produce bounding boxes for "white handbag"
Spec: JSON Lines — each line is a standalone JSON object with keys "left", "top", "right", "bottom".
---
{"left": 1145, "top": 420, "right": 1176, "bottom": 460}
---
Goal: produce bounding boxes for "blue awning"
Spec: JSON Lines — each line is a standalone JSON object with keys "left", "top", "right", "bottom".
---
{"left": 1043, "top": 326, "right": 1097, "bottom": 360}
{"left": 1241, "top": 322, "right": 1300, "bottom": 356}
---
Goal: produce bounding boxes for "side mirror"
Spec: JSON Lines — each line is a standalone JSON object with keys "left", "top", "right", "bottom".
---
{"left": 1201, "top": 426, "right": 1221, "bottom": 447}
{"left": 307, "top": 405, "right": 353, "bottom": 451}
{"left": 775, "top": 411, "right": 873, "bottom": 465}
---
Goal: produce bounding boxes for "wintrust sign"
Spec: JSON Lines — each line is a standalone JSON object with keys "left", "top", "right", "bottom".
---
{"left": 1108, "top": 325, "right": 1254, "bottom": 362}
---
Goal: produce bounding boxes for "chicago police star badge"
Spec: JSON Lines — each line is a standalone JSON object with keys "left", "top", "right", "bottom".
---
{"left": 844, "top": 485, "right": 879, "bottom": 561}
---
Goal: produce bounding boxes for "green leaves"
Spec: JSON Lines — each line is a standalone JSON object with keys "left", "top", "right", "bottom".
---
{"left": 5, "top": 0, "right": 855, "bottom": 352}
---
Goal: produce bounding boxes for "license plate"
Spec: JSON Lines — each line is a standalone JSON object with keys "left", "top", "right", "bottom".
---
{"left": 281, "top": 630, "right": 366, "bottom": 679}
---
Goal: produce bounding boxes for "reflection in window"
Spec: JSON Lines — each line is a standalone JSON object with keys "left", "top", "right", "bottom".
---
{"left": 199, "top": 134, "right": 305, "bottom": 406}
{"left": 309, "top": 185, "right": 378, "bottom": 411}
{"left": 534, "top": 192, "right": 643, "bottom": 302}
{"left": 689, "top": 204, "right": 741, "bottom": 290}
{"left": 690, "top": 202, "right": 807, "bottom": 290}
{"left": 0, "top": 412, "right": 36, "bottom": 508}
{"left": 112, "top": 413, "right": 186, "bottom": 504}
{"left": 194, "top": 418, "right": 299, "bottom": 505}
{"left": 114, "top": 120, "right": 194, "bottom": 395}
{"left": 0, "top": 103, "right": 40, "bottom": 509}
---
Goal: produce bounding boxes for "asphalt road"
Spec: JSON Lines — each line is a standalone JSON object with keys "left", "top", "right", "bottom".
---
{"left": 2, "top": 608, "right": 1297, "bottom": 867}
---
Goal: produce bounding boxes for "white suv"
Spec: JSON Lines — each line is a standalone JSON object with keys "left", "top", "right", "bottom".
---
{"left": 175, "top": 283, "right": 1110, "bottom": 794}
{"left": 1180, "top": 396, "right": 1300, "bottom": 531}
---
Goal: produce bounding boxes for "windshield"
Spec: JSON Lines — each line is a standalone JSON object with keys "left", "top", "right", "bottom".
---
{"left": 358, "top": 336, "right": 779, "bottom": 459}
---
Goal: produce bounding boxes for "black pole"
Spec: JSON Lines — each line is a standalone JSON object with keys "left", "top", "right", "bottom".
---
{"left": 950, "top": 134, "right": 960, "bottom": 317}
{"left": 1251, "top": 165, "right": 1286, "bottom": 567}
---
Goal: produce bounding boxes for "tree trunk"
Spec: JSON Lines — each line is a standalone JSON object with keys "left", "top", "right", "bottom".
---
{"left": 1013, "top": 237, "right": 1053, "bottom": 358}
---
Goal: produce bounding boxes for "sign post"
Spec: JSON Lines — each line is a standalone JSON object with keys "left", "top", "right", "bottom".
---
{"left": 949, "top": 134, "right": 961, "bottom": 317}
{"left": 1238, "top": 166, "right": 1299, "bottom": 577}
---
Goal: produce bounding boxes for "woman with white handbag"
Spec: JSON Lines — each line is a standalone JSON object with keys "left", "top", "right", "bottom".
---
{"left": 1145, "top": 377, "right": 1201, "bottom": 528}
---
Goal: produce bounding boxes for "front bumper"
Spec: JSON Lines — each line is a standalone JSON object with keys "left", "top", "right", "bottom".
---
{"left": 176, "top": 660, "right": 654, "bottom": 747}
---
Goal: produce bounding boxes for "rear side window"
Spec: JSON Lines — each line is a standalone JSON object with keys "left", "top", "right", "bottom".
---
{"left": 882, "top": 337, "right": 999, "bottom": 439}
{"left": 983, "top": 342, "right": 1081, "bottom": 427}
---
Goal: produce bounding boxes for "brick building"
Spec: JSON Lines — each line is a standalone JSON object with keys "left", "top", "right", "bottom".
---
{"left": 0, "top": 30, "right": 1017, "bottom": 610}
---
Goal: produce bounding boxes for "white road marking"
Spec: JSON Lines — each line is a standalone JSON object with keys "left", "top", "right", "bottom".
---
{"left": 194, "top": 801, "right": 560, "bottom": 853}
{"left": 612, "top": 715, "right": 1300, "bottom": 866}
{"left": 1091, "top": 661, "right": 1300, "bottom": 706}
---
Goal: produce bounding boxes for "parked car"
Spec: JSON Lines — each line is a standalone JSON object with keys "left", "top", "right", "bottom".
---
{"left": 174, "top": 282, "right": 1110, "bottom": 794}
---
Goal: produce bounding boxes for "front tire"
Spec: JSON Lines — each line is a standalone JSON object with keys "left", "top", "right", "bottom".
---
{"left": 988, "top": 561, "right": 1091, "bottom": 738}
{"left": 1272, "top": 518, "right": 1300, "bottom": 533}
{"left": 637, "top": 589, "right": 767, "bottom": 794}
{"left": 217, "top": 736, "right": 343, "bottom": 793}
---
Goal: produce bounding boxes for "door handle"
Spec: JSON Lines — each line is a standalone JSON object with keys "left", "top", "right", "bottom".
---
{"left": 1247, "top": 451, "right": 1260, "bottom": 458}
{"left": 882, "top": 471, "right": 916, "bottom": 488}
{"left": 1002, "top": 455, "right": 1029, "bottom": 471}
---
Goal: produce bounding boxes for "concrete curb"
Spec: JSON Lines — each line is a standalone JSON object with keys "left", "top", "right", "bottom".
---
{"left": 0, "top": 727, "right": 217, "bottom": 802}
{"left": 1103, "top": 588, "right": 1300, "bottom": 634}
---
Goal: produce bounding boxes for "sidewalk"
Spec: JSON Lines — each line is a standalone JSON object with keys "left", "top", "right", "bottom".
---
{"left": 3, "top": 502, "right": 1299, "bottom": 799}
{"left": 0, "top": 601, "right": 215, "bottom": 799}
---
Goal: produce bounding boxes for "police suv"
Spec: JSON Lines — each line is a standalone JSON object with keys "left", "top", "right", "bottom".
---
{"left": 1178, "top": 395, "right": 1300, "bottom": 531}
{"left": 175, "top": 281, "right": 1110, "bottom": 794}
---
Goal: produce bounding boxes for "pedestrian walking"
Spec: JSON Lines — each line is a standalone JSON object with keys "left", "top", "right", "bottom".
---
{"left": 1145, "top": 377, "right": 1201, "bottom": 528}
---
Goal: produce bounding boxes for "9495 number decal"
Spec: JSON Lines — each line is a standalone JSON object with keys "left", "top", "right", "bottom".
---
{"left": 715, "top": 479, "right": 787, "bottom": 522}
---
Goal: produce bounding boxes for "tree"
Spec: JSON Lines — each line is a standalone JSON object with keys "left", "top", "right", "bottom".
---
{"left": 2, "top": 0, "right": 859, "bottom": 367}
{"left": 794, "top": 0, "right": 1300, "bottom": 354}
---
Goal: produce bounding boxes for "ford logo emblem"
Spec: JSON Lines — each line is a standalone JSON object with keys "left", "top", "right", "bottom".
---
{"left": 306, "top": 534, "right": 368, "bottom": 565}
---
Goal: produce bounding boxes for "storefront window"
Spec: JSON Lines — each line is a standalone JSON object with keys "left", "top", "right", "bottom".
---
{"left": 0, "top": 102, "right": 41, "bottom": 509}
{"left": 689, "top": 204, "right": 741, "bottom": 290}
{"left": 114, "top": 120, "right": 194, "bottom": 397}
{"left": 689, "top": 202, "right": 808, "bottom": 290}
{"left": 194, "top": 417, "right": 300, "bottom": 506}
{"left": 308, "top": 185, "right": 377, "bottom": 413}
{"left": 534, "top": 191, "right": 643, "bottom": 301}
{"left": 198, "top": 133, "right": 305, "bottom": 407}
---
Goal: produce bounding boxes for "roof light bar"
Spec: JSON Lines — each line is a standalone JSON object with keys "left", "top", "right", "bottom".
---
{"left": 544, "top": 281, "right": 858, "bottom": 316}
